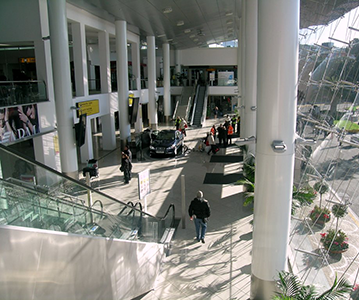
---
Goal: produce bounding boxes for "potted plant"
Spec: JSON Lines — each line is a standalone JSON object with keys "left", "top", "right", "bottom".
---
{"left": 274, "top": 270, "right": 352, "bottom": 300}
{"left": 309, "top": 205, "right": 331, "bottom": 225}
{"left": 292, "top": 185, "right": 316, "bottom": 215}
{"left": 320, "top": 229, "right": 349, "bottom": 254}
{"left": 236, "top": 154, "right": 255, "bottom": 207}
{"left": 351, "top": 284, "right": 359, "bottom": 300}
{"left": 313, "top": 180, "right": 329, "bottom": 208}
{"left": 331, "top": 203, "right": 348, "bottom": 231}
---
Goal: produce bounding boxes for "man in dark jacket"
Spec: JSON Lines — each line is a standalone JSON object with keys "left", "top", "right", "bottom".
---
{"left": 188, "top": 191, "right": 211, "bottom": 243}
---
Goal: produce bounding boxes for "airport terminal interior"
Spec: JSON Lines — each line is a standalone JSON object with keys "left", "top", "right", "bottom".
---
{"left": 2, "top": 0, "right": 359, "bottom": 299}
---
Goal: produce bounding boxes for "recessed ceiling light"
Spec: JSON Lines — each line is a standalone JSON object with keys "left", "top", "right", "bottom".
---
{"left": 163, "top": 7, "right": 172, "bottom": 14}
{"left": 167, "top": 39, "right": 173, "bottom": 42}
{"left": 189, "top": 34, "right": 196, "bottom": 38}
{"left": 226, "top": 20, "right": 233, "bottom": 25}
{"left": 225, "top": 12, "right": 233, "bottom": 17}
{"left": 184, "top": 29, "right": 191, "bottom": 34}
{"left": 193, "top": 38, "right": 199, "bottom": 42}
{"left": 157, "top": 34, "right": 166, "bottom": 38}
{"left": 177, "top": 20, "right": 184, "bottom": 26}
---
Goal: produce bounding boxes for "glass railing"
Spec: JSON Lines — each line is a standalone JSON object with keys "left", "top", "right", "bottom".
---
{"left": 0, "top": 143, "right": 175, "bottom": 243}
{"left": 0, "top": 80, "right": 48, "bottom": 107}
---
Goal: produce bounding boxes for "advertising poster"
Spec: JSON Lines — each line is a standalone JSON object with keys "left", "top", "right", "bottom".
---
{"left": 0, "top": 104, "right": 40, "bottom": 143}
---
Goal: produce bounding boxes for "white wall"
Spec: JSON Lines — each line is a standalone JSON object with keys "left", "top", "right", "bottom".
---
{"left": 180, "top": 48, "right": 238, "bottom": 66}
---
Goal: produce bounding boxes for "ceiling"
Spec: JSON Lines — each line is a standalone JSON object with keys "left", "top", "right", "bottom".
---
{"left": 67, "top": 0, "right": 359, "bottom": 50}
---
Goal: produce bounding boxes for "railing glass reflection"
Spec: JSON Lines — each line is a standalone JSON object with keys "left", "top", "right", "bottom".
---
{"left": 0, "top": 80, "right": 48, "bottom": 107}
{"left": 0, "top": 143, "right": 173, "bottom": 242}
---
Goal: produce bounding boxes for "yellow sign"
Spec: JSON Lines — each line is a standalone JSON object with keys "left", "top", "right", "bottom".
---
{"left": 77, "top": 100, "right": 99, "bottom": 116}
{"left": 19, "top": 57, "right": 36, "bottom": 63}
{"left": 129, "top": 93, "right": 134, "bottom": 106}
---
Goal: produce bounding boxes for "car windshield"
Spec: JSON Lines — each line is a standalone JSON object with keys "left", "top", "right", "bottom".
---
{"left": 156, "top": 131, "right": 175, "bottom": 140}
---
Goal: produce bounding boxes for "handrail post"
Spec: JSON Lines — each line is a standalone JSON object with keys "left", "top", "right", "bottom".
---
{"left": 181, "top": 175, "right": 186, "bottom": 229}
{"left": 85, "top": 172, "right": 93, "bottom": 224}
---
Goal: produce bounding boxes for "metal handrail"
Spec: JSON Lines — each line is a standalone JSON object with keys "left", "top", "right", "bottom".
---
{"left": 0, "top": 143, "right": 159, "bottom": 221}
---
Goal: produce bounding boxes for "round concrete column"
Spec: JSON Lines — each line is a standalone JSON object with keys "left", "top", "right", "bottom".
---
{"left": 163, "top": 43, "right": 171, "bottom": 123}
{"left": 147, "top": 36, "right": 158, "bottom": 129}
{"left": 115, "top": 20, "right": 131, "bottom": 144}
{"left": 250, "top": 0, "right": 299, "bottom": 299}
{"left": 244, "top": 0, "right": 257, "bottom": 156}
{"left": 47, "top": 0, "right": 78, "bottom": 177}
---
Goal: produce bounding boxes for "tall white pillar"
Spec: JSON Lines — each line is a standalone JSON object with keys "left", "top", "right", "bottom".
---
{"left": 72, "top": 22, "right": 93, "bottom": 163}
{"left": 131, "top": 39, "right": 143, "bottom": 133}
{"left": 240, "top": 2, "right": 246, "bottom": 139}
{"left": 72, "top": 22, "right": 88, "bottom": 97}
{"left": 80, "top": 122, "right": 94, "bottom": 163}
{"left": 147, "top": 36, "right": 158, "bottom": 129}
{"left": 34, "top": 28, "right": 60, "bottom": 172}
{"left": 99, "top": 30, "right": 116, "bottom": 150}
{"left": 244, "top": 0, "right": 257, "bottom": 155}
{"left": 237, "top": 23, "right": 242, "bottom": 137}
{"left": 99, "top": 31, "right": 111, "bottom": 93}
{"left": 115, "top": 20, "right": 131, "bottom": 144}
{"left": 250, "top": 0, "right": 299, "bottom": 299}
{"left": 163, "top": 43, "right": 171, "bottom": 122}
{"left": 47, "top": 0, "right": 78, "bottom": 177}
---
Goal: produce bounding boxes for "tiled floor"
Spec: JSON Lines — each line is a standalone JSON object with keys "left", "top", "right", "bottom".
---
{"left": 89, "top": 117, "right": 252, "bottom": 299}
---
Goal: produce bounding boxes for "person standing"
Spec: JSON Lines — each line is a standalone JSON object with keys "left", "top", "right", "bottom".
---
{"left": 123, "top": 145, "right": 132, "bottom": 179}
{"left": 207, "top": 132, "right": 217, "bottom": 155}
{"left": 217, "top": 124, "right": 224, "bottom": 146}
{"left": 175, "top": 116, "right": 181, "bottom": 130}
{"left": 188, "top": 191, "right": 211, "bottom": 243}
{"left": 210, "top": 125, "right": 217, "bottom": 139}
{"left": 227, "top": 123, "right": 234, "bottom": 145}
{"left": 120, "top": 152, "right": 131, "bottom": 184}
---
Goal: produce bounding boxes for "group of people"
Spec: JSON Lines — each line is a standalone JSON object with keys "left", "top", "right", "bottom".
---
{"left": 204, "top": 115, "right": 241, "bottom": 154}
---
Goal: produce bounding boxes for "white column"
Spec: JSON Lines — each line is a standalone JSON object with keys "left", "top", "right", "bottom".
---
{"left": 237, "top": 22, "right": 242, "bottom": 137}
{"left": 131, "top": 40, "right": 144, "bottom": 133}
{"left": 163, "top": 43, "right": 171, "bottom": 122}
{"left": 80, "top": 120, "right": 94, "bottom": 163}
{"left": 147, "top": 36, "right": 158, "bottom": 130}
{"left": 240, "top": 2, "right": 246, "bottom": 139}
{"left": 99, "top": 31, "right": 111, "bottom": 93}
{"left": 250, "top": 0, "right": 299, "bottom": 299}
{"left": 47, "top": 0, "right": 78, "bottom": 177}
{"left": 34, "top": 27, "right": 60, "bottom": 172}
{"left": 101, "top": 113, "right": 116, "bottom": 150}
{"left": 244, "top": 0, "right": 257, "bottom": 155}
{"left": 115, "top": 20, "right": 131, "bottom": 144}
{"left": 98, "top": 30, "right": 116, "bottom": 150}
{"left": 72, "top": 22, "right": 88, "bottom": 97}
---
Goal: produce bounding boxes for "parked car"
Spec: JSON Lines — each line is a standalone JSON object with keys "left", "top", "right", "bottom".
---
{"left": 149, "top": 130, "right": 184, "bottom": 157}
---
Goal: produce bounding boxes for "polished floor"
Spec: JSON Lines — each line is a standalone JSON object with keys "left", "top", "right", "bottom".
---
{"left": 87, "top": 117, "right": 252, "bottom": 299}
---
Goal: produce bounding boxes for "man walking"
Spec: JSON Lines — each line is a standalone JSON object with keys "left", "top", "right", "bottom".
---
{"left": 188, "top": 191, "right": 211, "bottom": 243}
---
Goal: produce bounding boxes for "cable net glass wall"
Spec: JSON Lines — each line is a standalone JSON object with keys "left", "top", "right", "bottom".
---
{"left": 291, "top": 6, "right": 359, "bottom": 295}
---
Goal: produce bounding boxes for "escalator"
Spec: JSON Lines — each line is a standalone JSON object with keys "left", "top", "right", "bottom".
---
{"left": 190, "top": 85, "right": 207, "bottom": 127}
{"left": 0, "top": 143, "right": 177, "bottom": 300}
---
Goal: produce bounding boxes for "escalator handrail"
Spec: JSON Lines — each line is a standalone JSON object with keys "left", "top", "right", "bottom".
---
{"left": 0, "top": 143, "right": 161, "bottom": 221}
{"left": 0, "top": 178, "right": 107, "bottom": 220}
{"left": 160, "top": 203, "right": 176, "bottom": 228}
{"left": 190, "top": 85, "right": 200, "bottom": 126}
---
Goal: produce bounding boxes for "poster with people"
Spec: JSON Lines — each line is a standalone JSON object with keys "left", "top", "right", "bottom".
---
{"left": 0, "top": 104, "right": 40, "bottom": 143}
